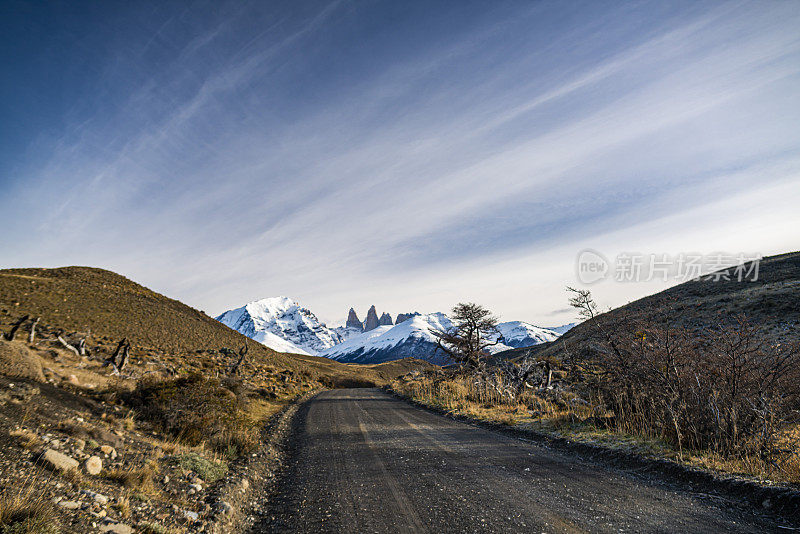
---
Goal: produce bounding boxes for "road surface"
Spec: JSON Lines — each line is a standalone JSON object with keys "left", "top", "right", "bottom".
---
{"left": 253, "top": 388, "right": 792, "bottom": 533}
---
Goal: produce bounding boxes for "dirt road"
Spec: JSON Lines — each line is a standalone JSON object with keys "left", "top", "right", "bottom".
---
{"left": 253, "top": 389, "right": 793, "bottom": 533}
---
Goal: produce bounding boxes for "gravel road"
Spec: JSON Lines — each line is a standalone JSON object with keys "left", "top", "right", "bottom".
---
{"left": 253, "top": 388, "right": 794, "bottom": 533}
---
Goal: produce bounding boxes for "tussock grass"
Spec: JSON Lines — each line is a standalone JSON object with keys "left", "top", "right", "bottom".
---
{"left": 104, "top": 459, "right": 158, "bottom": 494}
{"left": 0, "top": 490, "right": 59, "bottom": 534}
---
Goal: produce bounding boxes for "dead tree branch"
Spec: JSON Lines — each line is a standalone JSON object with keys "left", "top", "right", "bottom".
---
{"left": 57, "top": 335, "right": 80, "bottom": 356}
{"left": 28, "top": 317, "right": 39, "bottom": 344}
{"left": 5, "top": 315, "right": 30, "bottom": 341}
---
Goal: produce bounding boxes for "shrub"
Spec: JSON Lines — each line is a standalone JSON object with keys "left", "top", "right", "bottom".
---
{"left": 122, "top": 373, "right": 258, "bottom": 455}
{"left": 568, "top": 289, "right": 800, "bottom": 466}
{"left": 175, "top": 452, "right": 227, "bottom": 482}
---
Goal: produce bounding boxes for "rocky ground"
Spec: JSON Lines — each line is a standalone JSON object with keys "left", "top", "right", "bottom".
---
{"left": 0, "top": 335, "right": 316, "bottom": 534}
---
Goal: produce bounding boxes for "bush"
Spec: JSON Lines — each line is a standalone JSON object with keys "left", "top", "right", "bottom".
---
{"left": 122, "top": 373, "right": 258, "bottom": 455}
{"left": 175, "top": 452, "right": 227, "bottom": 482}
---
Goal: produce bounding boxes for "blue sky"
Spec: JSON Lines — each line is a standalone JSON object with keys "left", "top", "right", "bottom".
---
{"left": 1, "top": 0, "right": 799, "bottom": 326}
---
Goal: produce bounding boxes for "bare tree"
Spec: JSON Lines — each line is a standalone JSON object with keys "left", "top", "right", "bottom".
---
{"left": 432, "top": 303, "right": 500, "bottom": 369}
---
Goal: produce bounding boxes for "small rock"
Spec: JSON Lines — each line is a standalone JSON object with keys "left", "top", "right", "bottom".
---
{"left": 183, "top": 510, "right": 199, "bottom": 522}
{"left": 190, "top": 476, "right": 204, "bottom": 485}
{"left": 58, "top": 500, "right": 81, "bottom": 510}
{"left": 81, "top": 490, "right": 108, "bottom": 505}
{"left": 98, "top": 520, "right": 133, "bottom": 534}
{"left": 99, "top": 445, "right": 117, "bottom": 458}
{"left": 162, "top": 475, "right": 170, "bottom": 484}
{"left": 188, "top": 483, "right": 203, "bottom": 493}
{"left": 42, "top": 448, "right": 79, "bottom": 472}
{"left": 67, "top": 374, "right": 80, "bottom": 386}
{"left": 74, "top": 438, "right": 86, "bottom": 450}
{"left": 85, "top": 456, "right": 103, "bottom": 475}
{"left": 241, "top": 478, "right": 250, "bottom": 492}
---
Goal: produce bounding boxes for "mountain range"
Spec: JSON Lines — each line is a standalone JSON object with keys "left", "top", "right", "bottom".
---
{"left": 216, "top": 298, "right": 570, "bottom": 365}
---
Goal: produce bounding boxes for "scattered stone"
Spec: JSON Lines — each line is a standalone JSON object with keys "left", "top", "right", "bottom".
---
{"left": 67, "top": 374, "right": 80, "bottom": 386}
{"left": 100, "top": 445, "right": 117, "bottom": 458}
{"left": 241, "top": 478, "right": 250, "bottom": 492}
{"left": 98, "top": 520, "right": 133, "bottom": 534}
{"left": 183, "top": 510, "right": 199, "bottom": 522}
{"left": 189, "top": 483, "right": 203, "bottom": 493}
{"left": 74, "top": 438, "right": 86, "bottom": 450}
{"left": 58, "top": 500, "right": 81, "bottom": 510}
{"left": 85, "top": 455, "right": 103, "bottom": 475}
{"left": 81, "top": 490, "right": 109, "bottom": 505}
{"left": 42, "top": 448, "right": 79, "bottom": 472}
{"left": 162, "top": 475, "right": 170, "bottom": 484}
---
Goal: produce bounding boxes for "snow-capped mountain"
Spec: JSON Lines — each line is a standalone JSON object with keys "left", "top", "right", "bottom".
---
{"left": 496, "top": 322, "right": 560, "bottom": 348}
{"left": 319, "top": 313, "right": 455, "bottom": 365}
{"left": 216, "top": 297, "right": 341, "bottom": 355}
{"left": 319, "top": 315, "right": 565, "bottom": 365}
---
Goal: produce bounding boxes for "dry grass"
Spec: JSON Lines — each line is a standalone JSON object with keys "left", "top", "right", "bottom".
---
{"left": 112, "top": 496, "right": 130, "bottom": 518}
{"left": 394, "top": 373, "right": 589, "bottom": 423}
{"left": 104, "top": 459, "right": 159, "bottom": 494}
{"left": 0, "top": 490, "right": 59, "bottom": 534}
{"left": 9, "top": 429, "right": 42, "bottom": 450}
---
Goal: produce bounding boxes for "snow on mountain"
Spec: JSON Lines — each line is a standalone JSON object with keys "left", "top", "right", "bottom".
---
{"left": 544, "top": 322, "right": 578, "bottom": 336}
{"left": 216, "top": 297, "right": 341, "bottom": 355}
{"left": 319, "top": 314, "right": 566, "bottom": 365}
{"left": 319, "top": 313, "right": 455, "bottom": 365}
{"left": 495, "top": 322, "right": 560, "bottom": 349}
{"left": 332, "top": 326, "right": 365, "bottom": 343}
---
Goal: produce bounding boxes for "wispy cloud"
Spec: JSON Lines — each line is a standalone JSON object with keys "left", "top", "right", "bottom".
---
{"left": 1, "top": 0, "right": 798, "bottom": 325}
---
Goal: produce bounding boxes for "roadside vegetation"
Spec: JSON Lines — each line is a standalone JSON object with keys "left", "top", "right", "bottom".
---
{"left": 394, "top": 294, "right": 800, "bottom": 485}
